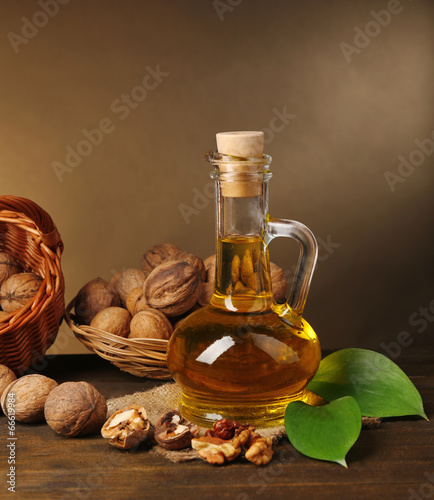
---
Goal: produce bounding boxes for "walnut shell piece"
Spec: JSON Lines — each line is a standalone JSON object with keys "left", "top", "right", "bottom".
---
{"left": 0, "top": 252, "right": 22, "bottom": 287}
{"left": 141, "top": 243, "right": 181, "bottom": 273}
{"left": 75, "top": 277, "right": 121, "bottom": 325}
{"left": 128, "top": 308, "right": 173, "bottom": 340}
{"left": 144, "top": 260, "right": 201, "bottom": 317}
{"left": 90, "top": 307, "right": 131, "bottom": 338}
{"left": 0, "top": 365, "right": 17, "bottom": 402}
{"left": 44, "top": 381, "right": 107, "bottom": 437}
{"left": 154, "top": 410, "right": 200, "bottom": 450}
{"left": 101, "top": 405, "right": 150, "bottom": 450}
{"left": 0, "top": 273, "right": 43, "bottom": 313}
{"left": 115, "top": 268, "right": 148, "bottom": 306}
{"left": 0, "top": 374, "right": 58, "bottom": 423}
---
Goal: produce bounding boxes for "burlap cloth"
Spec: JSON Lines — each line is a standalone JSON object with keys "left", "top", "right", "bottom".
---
{"left": 107, "top": 382, "right": 287, "bottom": 462}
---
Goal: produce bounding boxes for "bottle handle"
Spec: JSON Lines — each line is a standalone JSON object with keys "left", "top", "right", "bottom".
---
{"left": 265, "top": 216, "right": 318, "bottom": 327}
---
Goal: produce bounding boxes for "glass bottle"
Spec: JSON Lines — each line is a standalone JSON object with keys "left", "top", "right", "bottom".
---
{"left": 167, "top": 131, "right": 321, "bottom": 427}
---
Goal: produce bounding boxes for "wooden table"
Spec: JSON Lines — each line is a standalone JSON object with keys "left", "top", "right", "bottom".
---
{"left": 0, "top": 350, "right": 432, "bottom": 500}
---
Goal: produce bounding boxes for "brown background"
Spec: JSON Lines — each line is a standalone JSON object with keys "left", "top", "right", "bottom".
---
{"left": 0, "top": 0, "right": 433, "bottom": 354}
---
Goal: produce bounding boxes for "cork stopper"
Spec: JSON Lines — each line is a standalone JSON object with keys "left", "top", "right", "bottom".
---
{"left": 216, "top": 131, "right": 264, "bottom": 197}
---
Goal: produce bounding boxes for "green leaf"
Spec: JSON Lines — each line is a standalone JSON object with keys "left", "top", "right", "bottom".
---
{"left": 285, "top": 396, "right": 361, "bottom": 467}
{"left": 307, "top": 348, "right": 427, "bottom": 419}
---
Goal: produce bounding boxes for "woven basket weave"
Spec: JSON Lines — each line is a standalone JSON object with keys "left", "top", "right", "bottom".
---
{"left": 0, "top": 196, "right": 65, "bottom": 375}
{"left": 65, "top": 298, "right": 171, "bottom": 379}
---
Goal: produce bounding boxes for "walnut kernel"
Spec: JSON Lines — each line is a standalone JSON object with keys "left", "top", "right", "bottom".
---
{"left": 102, "top": 405, "right": 150, "bottom": 450}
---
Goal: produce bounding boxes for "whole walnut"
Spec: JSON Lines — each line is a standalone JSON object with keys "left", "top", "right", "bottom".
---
{"left": 141, "top": 243, "right": 181, "bottom": 273}
{"left": 126, "top": 287, "right": 148, "bottom": 316}
{"left": 115, "top": 268, "right": 148, "bottom": 306}
{"left": 44, "top": 381, "right": 107, "bottom": 437}
{"left": 0, "top": 365, "right": 17, "bottom": 402}
{"left": 144, "top": 260, "right": 201, "bottom": 317}
{"left": 0, "top": 374, "right": 58, "bottom": 423}
{"left": 170, "top": 251, "right": 206, "bottom": 282}
{"left": 129, "top": 308, "right": 173, "bottom": 340}
{"left": 90, "top": 307, "right": 131, "bottom": 338}
{"left": 75, "top": 277, "right": 121, "bottom": 325}
{"left": 203, "top": 254, "right": 216, "bottom": 283}
{"left": 0, "top": 273, "right": 43, "bottom": 313}
{"left": 198, "top": 281, "right": 214, "bottom": 307}
{"left": 108, "top": 270, "right": 123, "bottom": 289}
{"left": 0, "top": 252, "right": 22, "bottom": 287}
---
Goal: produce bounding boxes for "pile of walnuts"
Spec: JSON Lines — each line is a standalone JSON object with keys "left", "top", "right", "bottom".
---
{"left": 0, "top": 252, "right": 43, "bottom": 317}
{"left": 74, "top": 242, "right": 287, "bottom": 341}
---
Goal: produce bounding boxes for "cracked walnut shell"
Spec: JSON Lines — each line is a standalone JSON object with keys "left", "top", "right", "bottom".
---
{"left": 44, "top": 381, "right": 107, "bottom": 437}
{"left": 0, "top": 374, "right": 58, "bottom": 423}
{"left": 102, "top": 405, "right": 150, "bottom": 450}
{"left": 154, "top": 410, "right": 200, "bottom": 450}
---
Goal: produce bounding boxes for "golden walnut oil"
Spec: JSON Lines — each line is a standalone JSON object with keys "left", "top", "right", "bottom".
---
{"left": 166, "top": 236, "right": 321, "bottom": 427}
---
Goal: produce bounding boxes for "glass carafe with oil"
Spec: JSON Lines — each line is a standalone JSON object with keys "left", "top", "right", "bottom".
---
{"left": 167, "top": 131, "right": 321, "bottom": 427}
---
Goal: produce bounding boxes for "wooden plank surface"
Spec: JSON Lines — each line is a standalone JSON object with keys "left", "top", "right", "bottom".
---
{"left": 0, "top": 350, "right": 432, "bottom": 500}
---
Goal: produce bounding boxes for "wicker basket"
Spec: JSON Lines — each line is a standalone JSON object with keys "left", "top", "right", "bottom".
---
{"left": 0, "top": 196, "right": 65, "bottom": 375}
{"left": 65, "top": 298, "right": 171, "bottom": 379}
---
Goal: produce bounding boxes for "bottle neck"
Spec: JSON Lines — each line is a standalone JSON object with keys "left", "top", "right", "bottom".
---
{"left": 211, "top": 175, "right": 274, "bottom": 312}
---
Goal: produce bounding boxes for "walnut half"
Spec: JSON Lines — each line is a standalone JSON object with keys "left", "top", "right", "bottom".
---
{"left": 154, "top": 410, "right": 200, "bottom": 450}
{"left": 101, "top": 405, "right": 150, "bottom": 450}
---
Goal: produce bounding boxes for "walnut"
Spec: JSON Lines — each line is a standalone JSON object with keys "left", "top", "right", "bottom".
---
{"left": 0, "top": 273, "right": 43, "bottom": 313}
{"left": 144, "top": 260, "right": 201, "bottom": 317}
{"left": 44, "top": 381, "right": 107, "bottom": 437}
{"left": 125, "top": 287, "right": 145, "bottom": 315}
{"left": 115, "top": 268, "right": 148, "bottom": 306}
{"left": 170, "top": 251, "right": 206, "bottom": 282}
{"left": 154, "top": 410, "right": 200, "bottom": 450}
{"left": 0, "top": 374, "right": 58, "bottom": 423}
{"left": 0, "top": 365, "right": 17, "bottom": 402}
{"left": 0, "top": 252, "right": 21, "bottom": 287}
{"left": 191, "top": 431, "right": 250, "bottom": 465}
{"left": 128, "top": 308, "right": 173, "bottom": 340}
{"left": 245, "top": 433, "right": 273, "bottom": 465}
{"left": 75, "top": 277, "right": 121, "bottom": 325}
{"left": 203, "top": 254, "right": 216, "bottom": 283}
{"left": 198, "top": 281, "right": 213, "bottom": 307}
{"left": 141, "top": 243, "right": 181, "bottom": 273}
{"left": 90, "top": 307, "right": 131, "bottom": 338}
{"left": 270, "top": 262, "right": 287, "bottom": 302}
{"left": 108, "top": 270, "right": 123, "bottom": 289}
{"left": 101, "top": 405, "right": 150, "bottom": 450}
